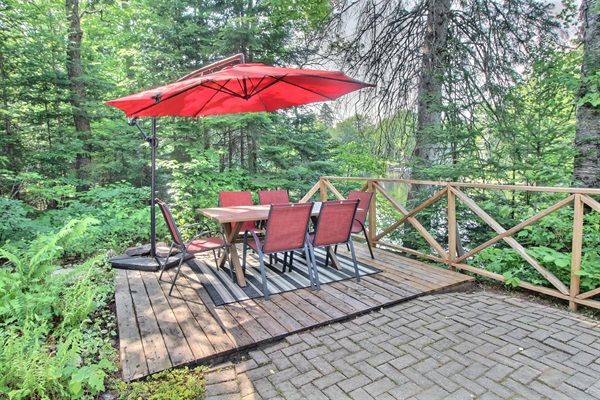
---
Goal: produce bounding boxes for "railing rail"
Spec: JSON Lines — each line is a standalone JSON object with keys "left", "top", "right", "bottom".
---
{"left": 301, "top": 177, "right": 600, "bottom": 311}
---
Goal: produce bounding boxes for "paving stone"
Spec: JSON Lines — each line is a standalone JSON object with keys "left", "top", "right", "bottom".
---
{"left": 337, "top": 374, "right": 373, "bottom": 393}
{"left": 302, "top": 345, "right": 330, "bottom": 360}
{"left": 270, "top": 350, "right": 293, "bottom": 371}
{"left": 348, "top": 386, "right": 376, "bottom": 400}
{"left": 387, "top": 380, "right": 422, "bottom": 399}
{"left": 312, "top": 371, "right": 346, "bottom": 390}
{"left": 449, "top": 373, "right": 486, "bottom": 396}
{"left": 565, "top": 372, "right": 599, "bottom": 392}
{"left": 289, "top": 369, "right": 322, "bottom": 388}
{"left": 414, "top": 385, "right": 450, "bottom": 399}
{"left": 235, "top": 358, "right": 258, "bottom": 374}
{"left": 253, "top": 377, "right": 279, "bottom": 399}
{"left": 205, "top": 380, "right": 239, "bottom": 397}
{"left": 322, "top": 384, "right": 351, "bottom": 399}
{"left": 474, "top": 376, "right": 514, "bottom": 399}
{"left": 281, "top": 341, "right": 310, "bottom": 357}
{"left": 362, "top": 377, "right": 398, "bottom": 397}
{"left": 309, "top": 356, "right": 336, "bottom": 375}
{"left": 484, "top": 363, "right": 515, "bottom": 383}
{"left": 299, "top": 383, "right": 329, "bottom": 400}
{"left": 354, "top": 360, "right": 385, "bottom": 381}
{"left": 268, "top": 366, "right": 301, "bottom": 385}
{"left": 237, "top": 373, "right": 255, "bottom": 397}
{"left": 332, "top": 358, "right": 360, "bottom": 378}
{"left": 249, "top": 349, "right": 271, "bottom": 365}
{"left": 205, "top": 367, "right": 237, "bottom": 384}
{"left": 511, "top": 364, "right": 541, "bottom": 385}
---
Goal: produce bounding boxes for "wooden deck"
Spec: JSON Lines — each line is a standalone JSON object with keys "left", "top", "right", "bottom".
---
{"left": 115, "top": 243, "right": 475, "bottom": 381}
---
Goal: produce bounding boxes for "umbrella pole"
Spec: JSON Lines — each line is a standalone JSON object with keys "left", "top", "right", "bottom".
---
{"left": 150, "top": 117, "right": 157, "bottom": 258}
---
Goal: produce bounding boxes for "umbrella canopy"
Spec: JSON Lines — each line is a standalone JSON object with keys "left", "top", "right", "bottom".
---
{"left": 105, "top": 63, "right": 374, "bottom": 118}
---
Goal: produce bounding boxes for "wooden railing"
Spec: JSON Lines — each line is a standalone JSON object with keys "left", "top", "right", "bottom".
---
{"left": 300, "top": 177, "right": 600, "bottom": 311}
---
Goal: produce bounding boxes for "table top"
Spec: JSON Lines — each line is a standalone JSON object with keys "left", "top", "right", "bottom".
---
{"left": 198, "top": 202, "right": 322, "bottom": 224}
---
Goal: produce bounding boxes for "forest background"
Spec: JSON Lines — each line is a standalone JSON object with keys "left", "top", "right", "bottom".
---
{"left": 0, "top": 0, "right": 600, "bottom": 398}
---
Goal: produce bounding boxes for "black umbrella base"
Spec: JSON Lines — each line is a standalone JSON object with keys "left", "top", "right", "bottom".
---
{"left": 109, "top": 253, "right": 194, "bottom": 272}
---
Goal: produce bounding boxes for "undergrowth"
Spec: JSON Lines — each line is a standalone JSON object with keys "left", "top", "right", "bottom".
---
{"left": 0, "top": 218, "right": 118, "bottom": 399}
{"left": 114, "top": 367, "right": 208, "bottom": 400}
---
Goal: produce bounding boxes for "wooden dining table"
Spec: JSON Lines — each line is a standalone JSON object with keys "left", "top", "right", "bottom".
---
{"left": 197, "top": 202, "right": 345, "bottom": 287}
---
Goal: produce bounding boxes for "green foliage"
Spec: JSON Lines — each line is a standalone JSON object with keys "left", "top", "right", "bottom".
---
{"left": 0, "top": 219, "right": 117, "bottom": 399}
{"left": 115, "top": 366, "right": 207, "bottom": 400}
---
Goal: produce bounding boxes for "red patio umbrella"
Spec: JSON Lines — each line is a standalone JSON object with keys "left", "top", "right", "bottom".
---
{"left": 105, "top": 54, "right": 374, "bottom": 261}
{"left": 106, "top": 60, "right": 373, "bottom": 118}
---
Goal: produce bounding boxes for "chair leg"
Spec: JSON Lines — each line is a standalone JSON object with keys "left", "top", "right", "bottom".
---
{"left": 158, "top": 242, "right": 176, "bottom": 281}
{"left": 168, "top": 252, "right": 187, "bottom": 296}
{"left": 303, "top": 245, "right": 314, "bottom": 289}
{"left": 348, "top": 238, "right": 360, "bottom": 282}
{"left": 258, "top": 253, "right": 269, "bottom": 300}
{"left": 212, "top": 249, "right": 219, "bottom": 270}
{"left": 309, "top": 244, "right": 320, "bottom": 290}
{"left": 364, "top": 229, "right": 374, "bottom": 259}
{"left": 287, "top": 251, "right": 295, "bottom": 273}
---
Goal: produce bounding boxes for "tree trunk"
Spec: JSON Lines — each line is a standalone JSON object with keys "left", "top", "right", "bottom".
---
{"left": 573, "top": 0, "right": 600, "bottom": 188}
{"left": 66, "top": 0, "right": 92, "bottom": 190}
{"left": 413, "top": 0, "right": 450, "bottom": 179}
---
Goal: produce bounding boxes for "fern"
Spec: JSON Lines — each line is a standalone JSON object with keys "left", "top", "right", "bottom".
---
{"left": 0, "top": 217, "right": 116, "bottom": 399}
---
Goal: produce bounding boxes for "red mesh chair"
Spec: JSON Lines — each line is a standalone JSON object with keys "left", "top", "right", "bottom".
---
{"left": 156, "top": 199, "right": 230, "bottom": 296}
{"left": 258, "top": 190, "right": 291, "bottom": 265}
{"left": 218, "top": 191, "right": 261, "bottom": 235}
{"left": 348, "top": 190, "right": 375, "bottom": 259}
{"left": 258, "top": 190, "right": 290, "bottom": 205}
{"left": 309, "top": 199, "right": 360, "bottom": 290}
{"left": 242, "top": 202, "right": 315, "bottom": 300}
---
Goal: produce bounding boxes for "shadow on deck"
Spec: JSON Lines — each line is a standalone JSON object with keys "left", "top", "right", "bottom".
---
{"left": 115, "top": 243, "right": 475, "bottom": 381}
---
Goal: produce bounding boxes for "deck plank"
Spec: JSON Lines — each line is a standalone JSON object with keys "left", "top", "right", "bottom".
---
{"left": 115, "top": 270, "right": 148, "bottom": 381}
{"left": 141, "top": 272, "right": 195, "bottom": 366}
{"left": 164, "top": 268, "right": 235, "bottom": 354}
{"left": 156, "top": 271, "right": 215, "bottom": 359}
{"left": 116, "top": 244, "right": 475, "bottom": 381}
{"left": 126, "top": 270, "right": 172, "bottom": 375}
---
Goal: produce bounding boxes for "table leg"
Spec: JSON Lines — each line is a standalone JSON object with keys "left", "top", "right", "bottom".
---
{"left": 220, "top": 222, "right": 247, "bottom": 287}
{"left": 327, "top": 246, "right": 342, "bottom": 270}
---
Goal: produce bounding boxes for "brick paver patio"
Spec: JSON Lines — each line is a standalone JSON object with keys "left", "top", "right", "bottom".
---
{"left": 203, "top": 289, "right": 600, "bottom": 399}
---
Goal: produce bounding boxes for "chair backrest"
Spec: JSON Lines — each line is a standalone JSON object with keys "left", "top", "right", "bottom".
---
{"left": 218, "top": 191, "right": 257, "bottom": 232}
{"left": 258, "top": 190, "right": 289, "bottom": 205}
{"left": 348, "top": 190, "right": 373, "bottom": 224}
{"left": 263, "top": 203, "right": 313, "bottom": 253}
{"left": 312, "top": 199, "right": 359, "bottom": 247}
{"left": 156, "top": 199, "right": 184, "bottom": 246}
{"left": 218, "top": 191, "right": 253, "bottom": 207}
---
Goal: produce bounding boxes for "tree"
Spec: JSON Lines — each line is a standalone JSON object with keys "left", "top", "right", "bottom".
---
{"left": 66, "top": 0, "right": 92, "bottom": 190}
{"left": 573, "top": 0, "right": 600, "bottom": 188}
{"left": 322, "top": 0, "right": 561, "bottom": 178}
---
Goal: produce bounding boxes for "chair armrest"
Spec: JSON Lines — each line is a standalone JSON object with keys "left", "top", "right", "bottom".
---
{"left": 243, "top": 229, "right": 263, "bottom": 251}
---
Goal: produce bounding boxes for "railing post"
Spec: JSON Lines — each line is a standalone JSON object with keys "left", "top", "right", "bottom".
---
{"left": 368, "top": 180, "right": 376, "bottom": 244}
{"left": 570, "top": 194, "right": 584, "bottom": 311}
{"left": 319, "top": 178, "right": 328, "bottom": 201}
{"left": 447, "top": 184, "right": 456, "bottom": 271}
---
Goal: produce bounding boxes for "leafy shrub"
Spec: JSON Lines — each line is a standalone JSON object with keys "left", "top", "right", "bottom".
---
{"left": 0, "top": 197, "right": 39, "bottom": 244}
{"left": 0, "top": 218, "right": 117, "bottom": 399}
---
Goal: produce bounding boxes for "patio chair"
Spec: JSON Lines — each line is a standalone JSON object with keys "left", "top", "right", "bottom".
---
{"left": 258, "top": 189, "right": 290, "bottom": 205}
{"left": 258, "top": 190, "right": 291, "bottom": 266}
{"left": 218, "top": 191, "right": 261, "bottom": 235}
{"left": 156, "top": 199, "right": 231, "bottom": 296}
{"left": 348, "top": 190, "right": 375, "bottom": 259}
{"left": 309, "top": 199, "right": 360, "bottom": 290}
{"left": 242, "top": 202, "right": 315, "bottom": 300}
